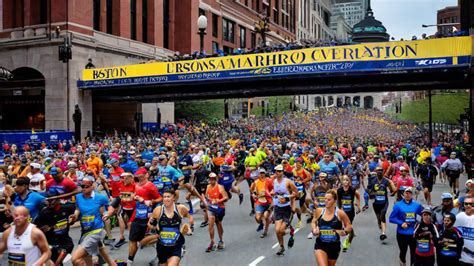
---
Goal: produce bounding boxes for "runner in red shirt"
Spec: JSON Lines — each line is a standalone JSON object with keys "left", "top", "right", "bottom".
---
{"left": 112, "top": 172, "right": 136, "bottom": 249}
{"left": 396, "top": 167, "right": 414, "bottom": 201}
{"left": 106, "top": 158, "right": 125, "bottom": 198}
{"left": 45, "top": 167, "right": 80, "bottom": 201}
{"left": 128, "top": 168, "right": 161, "bottom": 264}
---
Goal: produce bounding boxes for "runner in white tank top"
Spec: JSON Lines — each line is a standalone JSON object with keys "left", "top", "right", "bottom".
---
{"left": 0, "top": 206, "right": 51, "bottom": 266}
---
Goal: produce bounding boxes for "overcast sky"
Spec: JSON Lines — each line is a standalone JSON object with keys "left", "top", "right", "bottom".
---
{"left": 371, "top": 0, "right": 458, "bottom": 40}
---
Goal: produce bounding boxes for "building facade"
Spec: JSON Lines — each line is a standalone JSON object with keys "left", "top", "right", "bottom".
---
{"left": 332, "top": 0, "right": 366, "bottom": 28}
{"left": 437, "top": 6, "right": 461, "bottom": 36}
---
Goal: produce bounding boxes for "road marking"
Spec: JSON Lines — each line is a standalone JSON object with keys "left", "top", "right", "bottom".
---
{"left": 249, "top": 256, "right": 265, "bottom": 266}
{"left": 271, "top": 228, "right": 301, "bottom": 249}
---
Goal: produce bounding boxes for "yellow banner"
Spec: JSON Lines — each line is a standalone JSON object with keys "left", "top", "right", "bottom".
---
{"left": 82, "top": 37, "right": 472, "bottom": 81}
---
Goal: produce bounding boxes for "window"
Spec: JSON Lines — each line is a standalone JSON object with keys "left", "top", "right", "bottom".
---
{"left": 106, "top": 0, "right": 113, "bottom": 34}
{"left": 251, "top": 32, "right": 256, "bottom": 49}
{"left": 212, "top": 14, "right": 218, "bottom": 37}
{"left": 93, "top": 0, "right": 100, "bottom": 30}
{"left": 142, "top": 0, "right": 148, "bottom": 43}
{"left": 256, "top": 0, "right": 261, "bottom": 12}
{"left": 240, "top": 26, "right": 246, "bottom": 48}
{"left": 199, "top": 8, "right": 205, "bottom": 16}
{"left": 222, "top": 18, "right": 235, "bottom": 43}
{"left": 223, "top": 45, "right": 232, "bottom": 55}
{"left": 163, "top": 0, "right": 170, "bottom": 48}
{"left": 212, "top": 41, "right": 219, "bottom": 54}
{"left": 131, "top": 0, "right": 137, "bottom": 40}
{"left": 273, "top": 9, "right": 279, "bottom": 24}
{"left": 39, "top": 0, "right": 47, "bottom": 24}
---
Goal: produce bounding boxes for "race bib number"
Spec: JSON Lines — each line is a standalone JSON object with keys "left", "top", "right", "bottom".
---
{"left": 120, "top": 192, "right": 133, "bottom": 202}
{"left": 319, "top": 226, "right": 338, "bottom": 243}
{"left": 8, "top": 252, "right": 25, "bottom": 266}
{"left": 417, "top": 239, "right": 430, "bottom": 253}
{"left": 405, "top": 212, "right": 416, "bottom": 223}
{"left": 81, "top": 215, "right": 95, "bottom": 231}
{"left": 341, "top": 199, "right": 352, "bottom": 211}
{"left": 135, "top": 203, "right": 149, "bottom": 219}
{"left": 54, "top": 219, "right": 68, "bottom": 235}
{"left": 160, "top": 227, "right": 180, "bottom": 246}
{"left": 462, "top": 227, "right": 474, "bottom": 240}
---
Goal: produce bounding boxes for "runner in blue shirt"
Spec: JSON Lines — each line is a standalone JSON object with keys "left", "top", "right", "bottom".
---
{"left": 12, "top": 178, "right": 45, "bottom": 220}
{"left": 69, "top": 176, "right": 116, "bottom": 265}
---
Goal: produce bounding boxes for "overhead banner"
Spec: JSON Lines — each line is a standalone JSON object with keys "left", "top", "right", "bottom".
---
{"left": 78, "top": 36, "right": 472, "bottom": 89}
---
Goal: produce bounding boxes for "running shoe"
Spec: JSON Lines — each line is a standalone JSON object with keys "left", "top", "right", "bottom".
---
{"left": 205, "top": 243, "right": 216, "bottom": 253}
{"left": 289, "top": 225, "right": 295, "bottom": 237}
{"left": 307, "top": 232, "right": 313, "bottom": 239}
{"left": 103, "top": 237, "right": 116, "bottom": 246}
{"left": 306, "top": 216, "right": 313, "bottom": 224}
{"left": 260, "top": 232, "right": 267, "bottom": 238}
{"left": 200, "top": 221, "right": 209, "bottom": 227}
{"left": 362, "top": 205, "right": 369, "bottom": 211}
{"left": 380, "top": 233, "right": 387, "bottom": 240}
{"left": 148, "top": 257, "right": 158, "bottom": 266}
{"left": 276, "top": 246, "right": 285, "bottom": 256}
{"left": 114, "top": 238, "right": 127, "bottom": 248}
{"left": 249, "top": 210, "right": 255, "bottom": 216}
{"left": 256, "top": 222, "right": 264, "bottom": 232}
{"left": 288, "top": 236, "right": 294, "bottom": 248}
{"left": 296, "top": 220, "right": 302, "bottom": 229}
{"left": 217, "top": 241, "right": 225, "bottom": 250}
{"left": 239, "top": 193, "right": 244, "bottom": 205}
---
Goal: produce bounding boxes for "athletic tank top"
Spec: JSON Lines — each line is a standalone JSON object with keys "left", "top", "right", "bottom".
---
{"left": 273, "top": 178, "right": 290, "bottom": 207}
{"left": 337, "top": 187, "right": 355, "bottom": 212}
{"left": 7, "top": 224, "right": 41, "bottom": 266}
{"left": 317, "top": 208, "right": 343, "bottom": 244}
{"left": 373, "top": 178, "right": 389, "bottom": 205}
{"left": 207, "top": 184, "right": 225, "bottom": 209}
{"left": 255, "top": 178, "right": 270, "bottom": 204}
{"left": 158, "top": 204, "right": 184, "bottom": 247}
{"left": 314, "top": 186, "right": 327, "bottom": 208}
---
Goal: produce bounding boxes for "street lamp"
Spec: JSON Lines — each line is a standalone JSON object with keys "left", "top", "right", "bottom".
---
{"left": 197, "top": 15, "right": 208, "bottom": 54}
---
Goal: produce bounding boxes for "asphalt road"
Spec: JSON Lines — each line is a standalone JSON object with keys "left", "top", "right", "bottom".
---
{"left": 0, "top": 173, "right": 463, "bottom": 266}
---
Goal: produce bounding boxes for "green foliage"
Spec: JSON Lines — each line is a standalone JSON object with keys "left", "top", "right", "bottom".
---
{"left": 175, "top": 100, "right": 224, "bottom": 121}
{"left": 389, "top": 91, "right": 469, "bottom": 124}
{"left": 250, "top": 96, "right": 294, "bottom": 116}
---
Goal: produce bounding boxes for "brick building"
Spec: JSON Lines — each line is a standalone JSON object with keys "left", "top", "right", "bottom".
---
{"left": 0, "top": 0, "right": 298, "bottom": 135}
{"left": 437, "top": 5, "right": 460, "bottom": 36}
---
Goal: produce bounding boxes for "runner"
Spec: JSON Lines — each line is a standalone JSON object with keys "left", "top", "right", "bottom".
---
{"left": 113, "top": 172, "right": 136, "bottom": 249}
{"left": 205, "top": 172, "right": 228, "bottom": 252}
{"left": 11, "top": 177, "right": 45, "bottom": 221}
{"left": 395, "top": 167, "right": 415, "bottom": 202}
{"left": 389, "top": 187, "right": 423, "bottom": 266}
{"left": 127, "top": 168, "right": 161, "bottom": 264}
{"left": 0, "top": 173, "right": 13, "bottom": 237}
{"left": 413, "top": 208, "right": 438, "bottom": 266}
{"left": 271, "top": 164, "right": 298, "bottom": 256}
{"left": 0, "top": 206, "right": 51, "bottom": 266}
{"left": 436, "top": 213, "right": 463, "bottom": 266}
{"left": 441, "top": 152, "right": 463, "bottom": 197}
{"left": 337, "top": 175, "right": 361, "bottom": 252}
{"left": 318, "top": 153, "right": 340, "bottom": 188}
{"left": 35, "top": 189, "right": 75, "bottom": 265}
{"left": 416, "top": 157, "right": 438, "bottom": 206}
{"left": 312, "top": 189, "right": 352, "bottom": 266}
{"left": 454, "top": 196, "right": 474, "bottom": 266}
{"left": 69, "top": 175, "right": 116, "bottom": 266}
{"left": 292, "top": 158, "right": 312, "bottom": 229}
{"left": 244, "top": 148, "right": 261, "bottom": 216}
{"left": 250, "top": 168, "right": 273, "bottom": 238}
{"left": 219, "top": 158, "right": 243, "bottom": 204}
{"left": 147, "top": 188, "right": 193, "bottom": 266}
{"left": 45, "top": 166, "right": 81, "bottom": 200}
{"left": 432, "top": 193, "right": 459, "bottom": 230}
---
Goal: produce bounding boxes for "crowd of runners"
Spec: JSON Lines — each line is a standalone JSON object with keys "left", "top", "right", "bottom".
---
{"left": 0, "top": 108, "right": 472, "bottom": 266}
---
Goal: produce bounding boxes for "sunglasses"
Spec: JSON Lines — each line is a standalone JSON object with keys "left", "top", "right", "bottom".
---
{"left": 81, "top": 184, "right": 92, "bottom": 189}
{"left": 464, "top": 202, "right": 474, "bottom": 207}
{"left": 276, "top": 170, "right": 283, "bottom": 172}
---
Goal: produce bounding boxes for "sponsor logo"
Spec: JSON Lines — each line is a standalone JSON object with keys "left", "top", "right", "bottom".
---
{"left": 415, "top": 59, "right": 447, "bottom": 66}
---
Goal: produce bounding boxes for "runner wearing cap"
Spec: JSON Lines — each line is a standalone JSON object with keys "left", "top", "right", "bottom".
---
{"left": 413, "top": 208, "right": 438, "bottom": 266}
{"left": 205, "top": 172, "right": 228, "bottom": 252}
{"left": 367, "top": 166, "right": 396, "bottom": 241}
{"left": 318, "top": 153, "right": 340, "bottom": 188}
{"left": 395, "top": 167, "right": 415, "bottom": 202}
{"left": 389, "top": 186, "right": 423, "bottom": 266}
{"left": 112, "top": 172, "right": 136, "bottom": 249}
{"left": 292, "top": 158, "right": 312, "bottom": 229}
{"left": 432, "top": 193, "right": 459, "bottom": 230}
{"left": 436, "top": 213, "right": 463, "bottom": 266}
{"left": 250, "top": 168, "right": 273, "bottom": 238}
{"left": 457, "top": 179, "right": 474, "bottom": 211}
{"left": 271, "top": 165, "right": 298, "bottom": 256}
{"left": 69, "top": 175, "right": 116, "bottom": 266}
{"left": 29, "top": 163, "right": 45, "bottom": 192}
{"left": 45, "top": 166, "right": 80, "bottom": 201}
{"left": 34, "top": 189, "right": 75, "bottom": 265}
{"left": 0, "top": 206, "right": 51, "bottom": 266}
{"left": 441, "top": 152, "right": 463, "bottom": 197}
{"left": 127, "top": 168, "right": 161, "bottom": 264}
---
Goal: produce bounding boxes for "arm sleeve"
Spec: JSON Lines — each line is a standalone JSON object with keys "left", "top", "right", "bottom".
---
{"left": 389, "top": 204, "right": 404, "bottom": 225}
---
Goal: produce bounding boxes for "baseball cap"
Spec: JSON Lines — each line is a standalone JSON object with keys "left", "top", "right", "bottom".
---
{"left": 259, "top": 168, "right": 266, "bottom": 174}
{"left": 295, "top": 158, "right": 303, "bottom": 163}
{"left": 399, "top": 166, "right": 407, "bottom": 171}
{"left": 441, "top": 192, "right": 453, "bottom": 200}
{"left": 49, "top": 167, "right": 59, "bottom": 176}
{"left": 350, "top": 156, "right": 356, "bottom": 160}
{"left": 209, "top": 172, "right": 217, "bottom": 179}
{"left": 82, "top": 175, "right": 95, "bottom": 183}
{"left": 274, "top": 165, "right": 284, "bottom": 171}
{"left": 121, "top": 172, "right": 133, "bottom": 177}
{"left": 404, "top": 187, "right": 414, "bottom": 193}
{"left": 158, "top": 154, "right": 167, "bottom": 160}
{"left": 67, "top": 161, "right": 77, "bottom": 168}
{"left": 30, "top": 163, "right": 41, "bottom": 170}
{"left": 421, "top": 207, "right": 432, "bottom": 215}
{"left": 375, "top": 166, "right": 383, "bottom": 171}
{"left": 134, "top": 168, "right": 148, "bottom": 176}
{"left": 451, "top": 152, "right": 457, "bottom": 156}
